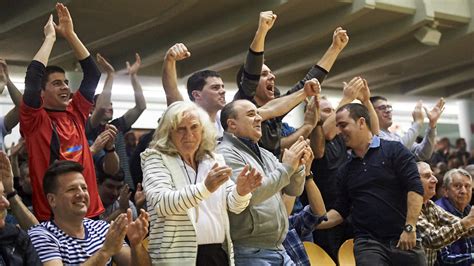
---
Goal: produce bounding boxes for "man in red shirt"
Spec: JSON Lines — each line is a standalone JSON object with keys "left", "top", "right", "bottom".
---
{"left": 20, "top": 3, "right": 103, "bottom": 220}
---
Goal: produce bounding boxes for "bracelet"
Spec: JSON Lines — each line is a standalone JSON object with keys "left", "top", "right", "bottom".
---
{"left": 104, "top": 146, "right": 116, "bottom": 153}
{"left": 6, "top": 190, "right": 17, "bottom": 200}
{"left": 306, "top": 171, "right": 314, "bottom": 180}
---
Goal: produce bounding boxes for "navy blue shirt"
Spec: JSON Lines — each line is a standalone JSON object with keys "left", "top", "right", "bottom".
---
{"left": 334, "top": 136, "right": 424, "bottom": 242}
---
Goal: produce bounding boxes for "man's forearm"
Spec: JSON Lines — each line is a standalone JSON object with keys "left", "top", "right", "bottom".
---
{"left": 90, "top": 73, "right": 113, "bottom": 127}
{"left": 64, "top": 33, "right": 89, "bottom": 60}
{"left": 316, "top": 45, "right": 343, "bottom": 73}
{"left": 280, "top": 124, "right": 313, "bottom": 151}
{"left": 131, "top": 74, "right": 146, "bottom": 111}
{"left": 406, "top": 191, "right": 423, "bottom": 226}
{"left": 162, "top": 59, "right": 184, "bottom": 106}
{"left": 6, "top": 80, "right": 22, "bottom": 107}
{"left": 82, "top": 249, "right": 112, "bottom": 266}
{"left": 8, "top": 194, "right": 39, "bottom": 230}
{"left": 33, "top": 36, "right": 55, "bottom": 66}
{"left": 258, "top": 90, "right": 306, "bottom": 121}
{"left": 362, "top": 99, "right": 380, "bottom": 136}
{"left": 305, "top": 179, "right": 326, "bottom": 216}
{"left": 131, "top": 243, "right": 151, "bottom": 266}
{"left": 310, "top": 125, "right": 325, "bottom": 159}
{"left": 102, "top": 152, "right": 120, "bottom": 176}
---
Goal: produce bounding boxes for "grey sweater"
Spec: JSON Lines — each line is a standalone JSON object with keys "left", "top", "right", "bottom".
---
{"left": 217, "top": 132, "right": 305, "bottom": 249}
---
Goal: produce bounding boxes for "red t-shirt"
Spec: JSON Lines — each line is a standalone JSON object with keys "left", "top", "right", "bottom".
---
{"left": 20, "top": 92, "right": 104, "bottom": 221}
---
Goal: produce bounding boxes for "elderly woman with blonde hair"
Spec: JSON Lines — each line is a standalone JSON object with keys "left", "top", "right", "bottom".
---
{"left": 141, "top": 101, "right": 262, "bottom": 266}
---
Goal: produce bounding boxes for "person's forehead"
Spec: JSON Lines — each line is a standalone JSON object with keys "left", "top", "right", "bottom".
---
{"left": 58, "top": 172, "right": 86, "bottom": 188}
{"left": 373, "top": 99, "right": 389, "bottom": 107}
{"left": 451, "top": 173, "right": 472, "bottom": 183}
{"left": 235, "top": 101, "right": 257, "bottom": 115}
{"left": 262, "top": 64, "right": 271, "bottom": 72}
{"left": 320, "top": 99, "right": 333, "bottom": 109}
{"left": 204, "top": 76, "right": 224, "bottom": 86}
{"left": 336, "top": 109, "right": 351, "bottom": 121}
{"left": 47, "top": 72, "right": 66, "bottom": 82}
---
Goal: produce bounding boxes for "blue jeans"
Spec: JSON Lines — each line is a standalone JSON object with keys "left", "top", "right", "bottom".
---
{"left": 234, "top": 246, "right": 295, "bottom": 266}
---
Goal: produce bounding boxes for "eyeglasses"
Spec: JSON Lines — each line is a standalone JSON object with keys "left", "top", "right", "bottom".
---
{"left": 375, "top": 105, "right": 393, "bottom": 112}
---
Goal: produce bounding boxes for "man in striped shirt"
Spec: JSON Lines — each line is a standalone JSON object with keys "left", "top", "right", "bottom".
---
{"left": 28, "top": 160, "right": 151, "bottom": 266}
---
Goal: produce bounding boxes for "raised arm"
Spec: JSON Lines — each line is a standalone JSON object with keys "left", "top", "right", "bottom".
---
{"left": 258, "top": 78, "right": 320, "bottom": 121}
{"left": 90, "top": 53, "right": 115, "bottom": 128}
{"left": 317, "top": 27, "right": 349, "bottom": 72}
{"left": 54, "top": 3, "right": 100, "bottom": 102}
{"left": 162, "top": 43, "right": 189, "bottom": 106}
{"left": 23, "top": 15, "right": 56, "bottom": 108}
{"left": 412, "top": 98, "right": 445, "bottom": 161}
{"left": 234, "top": 11, "right": 276, "bottom": 100}
{"left": 357, "top": 79, "right": 379, "bottom": 136}
{"left": 400, "top": 101, "right": 424, "bottom": 148}
{"left": 0, "top": 152, "right": 38, "bottom": 230}
{"left": 322, "top": 77, "right": 364, "bottom": 140}
{"left": 121, "top": 53, "right": 147, "bottom": 129}
{"left": 0, "top": 60, "right": 22, "bottom": 106}
{"left": 309, "top": 97, "right": 325, "bottom": 159}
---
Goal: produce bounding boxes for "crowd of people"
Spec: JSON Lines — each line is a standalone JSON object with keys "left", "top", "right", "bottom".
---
{"left": 1, "top": 3, "right": 473, "bottom": 266}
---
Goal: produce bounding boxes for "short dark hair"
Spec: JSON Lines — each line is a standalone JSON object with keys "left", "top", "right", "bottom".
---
{"left": 97, "top": 168, "right": 125, "bottom": 184}
{"left": 336, "top": 103, "right": 372, "bottom": 130}
{"left": 220, "top": 101, "right": 240, "bottom": 131}
{"left": 369, "top": 95, "right": 387, "bottom": 105}
{"left": 41, "top": 65, "right": 66, "bottom": 90}
{"left": 186, "top": 70, "right": 221, "bottom": 101}
{"left": 43, "top": 160, "right": 84, "bottom": 196}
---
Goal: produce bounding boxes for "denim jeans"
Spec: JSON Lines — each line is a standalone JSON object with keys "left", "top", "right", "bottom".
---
{"left": 234, "top": 246, "right": 295, "bottom": 266}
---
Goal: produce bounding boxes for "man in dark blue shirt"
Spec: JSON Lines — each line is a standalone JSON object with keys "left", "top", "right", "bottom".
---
{"left": 319, "top": 103, "right": 426, "bottom": 265}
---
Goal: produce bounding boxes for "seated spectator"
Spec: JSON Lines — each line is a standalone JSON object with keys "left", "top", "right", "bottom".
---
{"left": 0, "top": 152, "right": 40, "bottom": 265}
{"left": 125, "top": 131, "right": 137, "bottom": 157}
{"left": 141, "top": 101, "right": 262, "bottom": 265}
{"left": 98, "top": 169, "right": 143, "bottom": 222}
{"left": 436, "top": 168, "right": 474, "bottom": 265}
{"left": 416, "top": 162, "right": 474, "bottom": 266}
{"left": 28, "top": 160, "right": 150, "bottom": 265}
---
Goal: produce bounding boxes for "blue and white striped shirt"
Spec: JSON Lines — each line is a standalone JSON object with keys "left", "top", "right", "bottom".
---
{"left": 28, "top": 219, "right": 113, "bottom": 265}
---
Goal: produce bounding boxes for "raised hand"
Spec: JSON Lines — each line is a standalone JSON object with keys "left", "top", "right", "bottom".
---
{"left": 104, "top": 124, "right": 118, "bottom": 150}
{"left": 0, "top": 59, "right": 9, "bottom": 90}
{"left": 9, "top": 139, "right": 25, "bottom": 158}
{"left": 303, "top": 96, "right": 321, "bottom": 128}
{"left": 301, "top": 145, "right": 314, "bottom": 176}
{"left": 126, "top": 53, "right": 141, "bottom": 76}
{"left": 134, "top": 183, "right": 146, "bottom": 210}
{"left": 165, "top": 43, "right": 191, "bottom": 62}
{"left": 204, "top": 163, "right": 232, "bottom": 193}
{"left": 101, "top": 213, "right": 128, "bottom": 257}
{"left": 0, "top": 152, "right": 14, "bottom": 194}
{"left": 126, "top": 209, "right": 149, "bottom": 247}
{"left": 96, "top": 53, "right": 115, "bottom": 74}
{"left": 282, "top": 137, "right": 308, "bottom": 170}
{"left": 356, "top": 78, "right": 371, "bottom": 103}
{"left": 235, "top": 165, "right": 263, "bottom": 196}
{"left": 342, "top": 76, "right": 364, "bottom": 101}
{"left": 258, "top": 11, "right": 277, "bottom": 33}
{"left": 54, "top": 3, "right": 75, "bottom": 38}
{"left": 118, "top": 184, "right": 131, "bottom": 211}
{"left": 44, "top": 14, "right": 56, "bottom": 40}
{"left": 304, "top": 78, "right": 321, "bottom": 97}
{"left": 332, "top": 27, "right": 349, "bottom": 51}
{"left": 425, "top": 98, "right": 445, "bottom": 129}
{"left": 412, "top": 100, "right": 424, "bottom": 124}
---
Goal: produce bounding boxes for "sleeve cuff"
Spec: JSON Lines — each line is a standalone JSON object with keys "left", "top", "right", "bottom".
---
{"left": 249, "top": 48, "right": 264, "bottom": 55}
{"left": 196, "top": 182, "right": 212, "bottom": 199}
{"left": 231, "top": 186, "right": 252, "bottom": 202}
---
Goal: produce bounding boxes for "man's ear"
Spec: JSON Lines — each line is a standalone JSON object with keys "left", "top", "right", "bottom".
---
{"left": 47, "top": 193, "right": 56, "bottom": 209}
{"left": 227, "top": 118, "right": 237, "bottom": 131}
{"left": 358, "top": 117, "right": 366, "bottom": 129}
{"left": 192, "top": 90, "right": 201, "bottom": 101}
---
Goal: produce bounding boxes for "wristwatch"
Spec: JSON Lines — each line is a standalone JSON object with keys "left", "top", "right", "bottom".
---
{"left": 403, "top": 224, "right": 415, "bottom": 233}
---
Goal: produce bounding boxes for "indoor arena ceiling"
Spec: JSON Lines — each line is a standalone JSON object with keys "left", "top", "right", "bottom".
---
{"left": 0, "top": 0, "right": 473, "bottom": 98}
